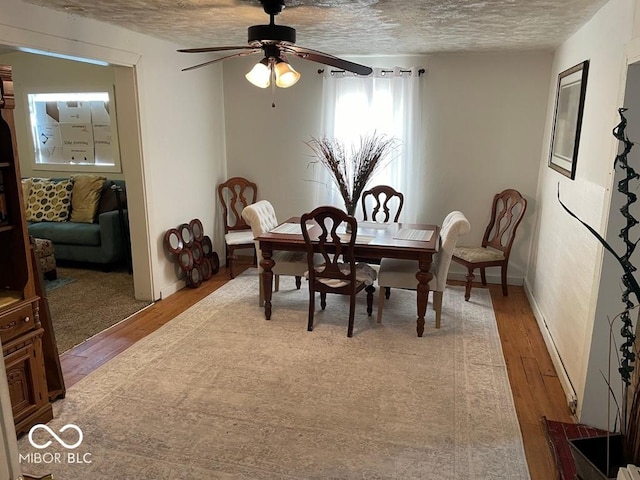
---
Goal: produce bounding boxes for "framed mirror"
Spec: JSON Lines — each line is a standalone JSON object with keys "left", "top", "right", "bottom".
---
{"left": 201, "top": 236, "right": 213, "bottom": 257}
{"left": 188, "top": 265, "right": 202, "bottom": 288}
{"left": 164, "top": 228, "right": 183, "bottom": 255}
{"left": 192, "top": 242, "right": 204, "bottom": 264}
{"left": 201, "top": 259, "right": 212, "bottom": 280}
{"left": 178, "top": 249, "right": 194, "bottom": 271}
{"left": 190, "top": 218, "right": 204, "bottom": 242}
{"left": 209, "top": 252, "right": 220, "bottom": 274}
{"left": 179, "top": 223, "right": 194, "bottom": 247}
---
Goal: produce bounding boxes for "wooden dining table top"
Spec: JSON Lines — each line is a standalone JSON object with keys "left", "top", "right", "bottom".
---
{"left": 256, "top": 217, "right": 440, "bottom": 258}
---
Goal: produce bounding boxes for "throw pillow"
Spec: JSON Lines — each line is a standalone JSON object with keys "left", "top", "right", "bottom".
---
{"left": 26, "top": 178, "right": 73, "bottom": 222}
{"left": 70, "top": 174, "right": 107, "bottom": 223}
{"left": 21, "top": 178, "right": 31, "bottom": 206}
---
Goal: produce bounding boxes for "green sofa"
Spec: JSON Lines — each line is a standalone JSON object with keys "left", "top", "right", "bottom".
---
{"left": 26, "top": 178, "right": 129, "bottom": 266}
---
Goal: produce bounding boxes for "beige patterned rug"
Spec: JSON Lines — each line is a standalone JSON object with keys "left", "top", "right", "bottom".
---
{"left": 19, "top": 269, "right": 529, "bottom": 479}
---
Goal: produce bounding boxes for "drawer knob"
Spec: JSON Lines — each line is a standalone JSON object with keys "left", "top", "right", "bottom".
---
{"left": 23, "top": 316, "right": 30, "bottom": 323}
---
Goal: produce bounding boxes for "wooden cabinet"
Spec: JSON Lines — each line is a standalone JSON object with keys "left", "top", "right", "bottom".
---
{"left": 0, "top": 65, "right": 52, "bottom": 435}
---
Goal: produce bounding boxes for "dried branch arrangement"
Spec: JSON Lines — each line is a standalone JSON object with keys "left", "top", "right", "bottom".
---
{"left": 307, "top": 133, "right": 398, "bottom": 215}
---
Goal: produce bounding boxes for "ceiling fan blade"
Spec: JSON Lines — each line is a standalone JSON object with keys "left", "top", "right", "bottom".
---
{"left": 178, "top": 46, "right": 254, "bottom": 54}
{"left": 282, "top": 45, "right": 373, "bottom": 76}
{"left": 182, "top": 50, "right": 261, "bottom": 72}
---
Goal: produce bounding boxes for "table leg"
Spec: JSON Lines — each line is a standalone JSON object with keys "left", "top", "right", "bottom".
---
{"left": 261, "top": 248, "right": 275, "bottom": 320}
{"left": 415, "top": 257, "right": 434, "bottom": 337}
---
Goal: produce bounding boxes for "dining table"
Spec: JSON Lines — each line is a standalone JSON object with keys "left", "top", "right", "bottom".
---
{"left": 256, "top": 217, "right": 440, "bottom": 337}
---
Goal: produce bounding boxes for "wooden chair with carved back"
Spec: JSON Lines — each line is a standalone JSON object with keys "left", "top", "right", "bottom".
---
{"left": 301, "top": 206, "right": 377, "bottom": 337}
{"left": 360, "top": 185, "right": 405, "bottom": 299}
{"left": 361, "top": 185, "right": 404, "bottom": 223}
{"left": 452, "top": 189, "right": 527, "bottom": 301}
{"left": 217, "top": 176, "right": 257, "bottom": 279}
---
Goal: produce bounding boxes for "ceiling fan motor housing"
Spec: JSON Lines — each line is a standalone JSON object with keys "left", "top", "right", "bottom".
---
{"left": 248, "top": 24, "right": 296, "bottom": 46}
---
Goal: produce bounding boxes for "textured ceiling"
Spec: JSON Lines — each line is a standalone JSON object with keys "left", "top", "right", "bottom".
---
{"left": 21, "top": 0, "right": 608, "bottom": 55}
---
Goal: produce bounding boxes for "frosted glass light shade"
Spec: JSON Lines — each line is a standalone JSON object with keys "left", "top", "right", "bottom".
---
{"left": 274, "top": 61, "right": 300, "bottom": 88}
{"left": 245, "top": 60, "right": 271, "bottom": 88}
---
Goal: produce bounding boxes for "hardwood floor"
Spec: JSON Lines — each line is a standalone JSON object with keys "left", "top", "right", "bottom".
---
{"left": 486, "top": 281, "right": 574, "bottom": 479}
{"left": 59, "top": 267, "right": 573, "bottom": 479}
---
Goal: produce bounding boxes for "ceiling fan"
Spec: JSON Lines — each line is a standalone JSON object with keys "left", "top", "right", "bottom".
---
{"left": 178, "top": 0, "right": 373, "bottom": 89}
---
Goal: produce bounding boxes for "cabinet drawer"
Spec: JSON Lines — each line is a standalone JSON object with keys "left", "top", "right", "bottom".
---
{"left": 0, "top": 303, "right": 34, "bottom": 344}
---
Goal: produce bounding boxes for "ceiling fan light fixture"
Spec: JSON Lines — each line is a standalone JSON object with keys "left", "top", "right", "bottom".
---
{"left": 245, "top": 58, "right": 271, "bottom": 88}
{"left": 274, "top": 59, "right": 300, "bottom": 88}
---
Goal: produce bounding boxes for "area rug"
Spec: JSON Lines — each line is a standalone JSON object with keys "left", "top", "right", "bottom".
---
{"left": 44, "top": 275, "right": 76, "bottom": 292}
{"left": 19, "top": 269, "right": 529, "bottom": 479}
{"left": 46, "top": 266, "right": 152, "bottom": 353}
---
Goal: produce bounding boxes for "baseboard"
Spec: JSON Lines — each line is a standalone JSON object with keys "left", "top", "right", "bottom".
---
{"left": 447, "top": 270, "right": 524, "bottom": 286}
{"left": 523, "top": 278, "right": 578, "bottom": 415}
{"left": 159, "top": 278, "right": 187, "bottom": 299}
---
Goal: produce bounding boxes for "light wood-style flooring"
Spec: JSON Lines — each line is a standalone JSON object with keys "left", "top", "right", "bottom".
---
{"left": 60, "top": 266, "right": 573, "bottom": 479}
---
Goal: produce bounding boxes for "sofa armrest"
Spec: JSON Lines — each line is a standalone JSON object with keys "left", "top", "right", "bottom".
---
{"left": 98, "top": 209, "right": 129, "bottom": 261}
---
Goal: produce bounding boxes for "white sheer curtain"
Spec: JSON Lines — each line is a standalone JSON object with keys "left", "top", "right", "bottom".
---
{"left": 312, "top": 66, "right": 424, "bottom": 222}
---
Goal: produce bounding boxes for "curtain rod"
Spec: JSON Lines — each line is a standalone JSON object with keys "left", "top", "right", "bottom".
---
{"left": 317, "top": 68, "right": 425, "bottom": 76}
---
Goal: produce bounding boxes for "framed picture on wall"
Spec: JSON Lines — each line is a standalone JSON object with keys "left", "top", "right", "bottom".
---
{"left": 548, "top": 60, "right": 590, "bottom": 180}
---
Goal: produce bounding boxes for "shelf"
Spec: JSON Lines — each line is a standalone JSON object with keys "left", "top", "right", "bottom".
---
{"left": 0, "top": 162, "right": 10, "bottom": 168}
{"left": 0, "top": 290, "right": 22, "bottom": 309}
{"left": 0, "top": 224, "right": 14, "bottom": 233}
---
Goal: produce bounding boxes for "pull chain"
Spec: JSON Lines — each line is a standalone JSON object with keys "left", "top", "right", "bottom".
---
{"left": 271, "top": 62, "right": 276, "bottom": 108}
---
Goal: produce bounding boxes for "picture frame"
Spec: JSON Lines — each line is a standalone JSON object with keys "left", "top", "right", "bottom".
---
{"left": 548, "top": 60, "right": 589, "bottom": 180}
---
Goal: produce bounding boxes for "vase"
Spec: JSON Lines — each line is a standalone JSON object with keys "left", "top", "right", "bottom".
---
{"left": 568, "top": 434, "right": 626, "bottom": 479}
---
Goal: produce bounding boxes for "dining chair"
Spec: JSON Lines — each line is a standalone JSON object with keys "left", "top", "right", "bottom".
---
{"left": 361, "top": 185, "right": 404, "bottom": 223}
{"left": 452, "top": 189, "right": 527, "bottom": 301}
{"left": 217, "top": 176, "right": 257, "bottom": 279}
{"left": 376, "top": 211, "right": 470, "bottom": 328}
{"left": 301, "top": 206, "right": 377, "bottom": 337}
{"left": 242, "top": 200, "right": 309, "bottom": 306}
{"left": 360, "top": 185, "right": 404, "bottom": 298}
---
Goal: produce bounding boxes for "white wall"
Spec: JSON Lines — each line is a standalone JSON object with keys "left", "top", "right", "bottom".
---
{"left": 0, "top": 0, "right": 228, "bottom": 300}
{"left": 223, "top": 52, "right": 552, "bottom": 285}
{"left": 0, "top": 52, "right": 123, "bottom": 180}
{"left": 526, "top": 0, "right": 635, "bottom": 426}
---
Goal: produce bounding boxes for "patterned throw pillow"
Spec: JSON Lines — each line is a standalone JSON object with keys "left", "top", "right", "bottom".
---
{"left": 26, "top": 178, "right": 74, "bottom": 222}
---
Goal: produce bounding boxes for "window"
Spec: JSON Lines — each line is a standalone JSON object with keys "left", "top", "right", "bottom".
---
{"left": 27, "top": 89, "right": 122, "bottom": 173}
{"left": 317, "top": 67, "right": 424, "bottom": 222}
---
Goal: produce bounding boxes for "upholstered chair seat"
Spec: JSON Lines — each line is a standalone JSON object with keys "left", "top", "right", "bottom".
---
{"left": 224, "top": 230, "right": 256, "bottom": 246}
{"left": 452, "top": 246, "right": 504, "bottom": 263}
{"left": 308, "top": 262, "right": 377, "bottom": 288}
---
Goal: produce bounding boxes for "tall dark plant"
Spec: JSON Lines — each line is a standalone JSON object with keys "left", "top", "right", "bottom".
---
{"left": 558, "top": 107, "right": 640, "bottom": 465}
